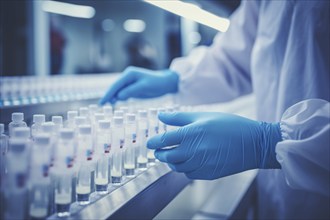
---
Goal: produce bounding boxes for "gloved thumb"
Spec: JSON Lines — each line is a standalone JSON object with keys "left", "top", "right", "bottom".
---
{"left": 158, "top": 112, "right": 196, "bottom": 126}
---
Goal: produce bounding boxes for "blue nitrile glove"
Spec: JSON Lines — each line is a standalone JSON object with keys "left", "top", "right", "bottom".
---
{"left": 99, "top": 66, "right": 179, "bottom": 105}
{"left": 147, "top": 112, "right": 282, "bottom": 180}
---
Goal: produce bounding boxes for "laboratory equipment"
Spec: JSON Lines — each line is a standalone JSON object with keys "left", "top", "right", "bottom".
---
{"left": 111, "top": 117, "right": 125, "bottom": 185}
{"left": 8, "top": 112, "right": 27, "bottom": 137}
{"left": 52, "top": 116, "right": 63, "bottom": 133}
{"left": 29, "top": 134, "right": 51, "bottom": 219}
{"left": 147, "top": 108, "right": 158, "bottom": 164}
{"left": 157, "top": 108, "right": 167, "bottom": 133}
{"left": 0, "top": 124, "right": 8, "bottom": 191}
{"left": 54, "top": 129, "right": 76, "bottom": 217}
{"left": 95, "top": 120, "right": 111, "bottom": 194}
{"left": 65, "top": 111, "right": 78, "bottom": 128}
{"left": 31, "top": 114, "right": 46, "bottom": 138}
{"left": 41, "top": 122, "right": 57, "bottom": 168}
{"left": 5, "top": 139, "right": 29, "bottom": 220}
{"left": 137, "top": 110, "right": 148, "bottom": 170}
{"left": 124, "top": 113, "right": 137, "bottom": 177}
{"left": 103, "top": 105, "right": 113, "bottom": 121}
{"left": 114, "top": 110, "right": 124, "bottom": 118}
{"left": 76, "top": 125, "right": 94, "bottom": 205}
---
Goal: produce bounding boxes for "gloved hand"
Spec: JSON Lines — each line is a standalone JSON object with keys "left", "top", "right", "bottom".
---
{"left": 147, "top": 112, "right": 282, "bottom": 180}
{"left": 99, "top": 66, "right": 179, "bottom": 105}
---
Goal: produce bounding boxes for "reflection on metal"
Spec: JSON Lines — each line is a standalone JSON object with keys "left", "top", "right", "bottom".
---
{"left": 48, "top": 163, "right": 190, "bottom": 219}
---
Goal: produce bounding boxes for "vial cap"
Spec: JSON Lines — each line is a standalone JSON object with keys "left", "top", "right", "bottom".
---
{"left": 113, "top": 117, "right": 123, "bottom": 125}
{"left": 34, "top": 134, "right": 50, "bottom": 145}
{"left": 9, "top": 139, "right": 26, "bottom": 153}
{"left": 157, "top": 108, "right": 166, "bottom": 113}
{"left": 13, "top": 127, "right": 30, "bottom": 138}
{"left": 148, "top": 108, "right": 158, "bottom": 116}
{"left": 79, "top": 107, "right": 89, "bottom": 116}
{"left": 103, "top": 106, "right": 113, "bottom": 114}
{"left": 120, "top": 106, "right": 129, "bottom": 113}
{"left": 89, "top": 104, "right": 98, "bottom": 112}
{"left": 67, "top": 111, "right": 78, "bottom": 120}
{"left": 60, "top": 128, "right": 74, "bottom": 139}
{"left": 114, "top": 110, "right": 124, "bottom": 117}
{"left": 79, "top": 125, "right": 92, "bottom": 134}
{"left": 138, "top": 110, "right": 148, "bottom": 118}
{"left": 126, "top": 113, "right": 136, "bottom": 122}
{"left": 41, "top": 122, "right": 55, "bottom": 133}
{"left": 0, "top": 123, "right": 4, "bottom": 134}
{"left": 74, "top": 116, "right": 86, "bottom": 126}
{"left": 166, "top": 106, "right": 174, "bottom": 112}
{"left": 12, "top": 112, "right": 24, "bottom": 122}
{"left": 52, "top": 116, "right": 63, "bottom": 125}
{"left": 94, "top": 113, "right": 105, "bottom": 121}
{"left": 33, "top": 114, "right": 46, "bottom": 124}
{"left": 98, "top": 120, "right": 110, "bottom": 129}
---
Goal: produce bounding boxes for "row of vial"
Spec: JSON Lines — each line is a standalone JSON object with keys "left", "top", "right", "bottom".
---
{"left": 0, "top": 104, "right": 174, "bottom": 219}
{"left": 0, "top": 74, "right": 114, "bottom": 107}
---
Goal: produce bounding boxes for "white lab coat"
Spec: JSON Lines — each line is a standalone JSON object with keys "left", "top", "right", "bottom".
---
{"left": 170, "top": 1, "right": 330, "bottom": 219}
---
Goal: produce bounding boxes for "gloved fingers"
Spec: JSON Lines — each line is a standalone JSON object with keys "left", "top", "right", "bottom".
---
{"left": 99, "top": 68, "right": 138, "bottom": 105}
{"left": 154, "top": 147, "right": 187, "bottom": 163}
{"left": 147, "top": 127, "right": 186, "bottom": 149}
{"left": 168, "top": 160, "right": 200, "bottom": 173}
{"left": 158, "top": 112, "right": 198, "bottom": 126}
{"left": 117, "top": 82, "right": 145, "bottom": 100}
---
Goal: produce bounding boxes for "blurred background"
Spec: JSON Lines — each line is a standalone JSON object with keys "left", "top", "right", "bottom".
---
{"left": 0, "top": 0, "right": 240, "bottom": 77}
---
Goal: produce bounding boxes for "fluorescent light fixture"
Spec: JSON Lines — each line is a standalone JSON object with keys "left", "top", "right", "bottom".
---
{"left": 123, "top": 19, "right": 146, "bottom": 33}
{"left": 143, "top": 0, "right": 230, "bottom": 32}
{"left": 42, "top": 0, "right": 95, "bottom": 19}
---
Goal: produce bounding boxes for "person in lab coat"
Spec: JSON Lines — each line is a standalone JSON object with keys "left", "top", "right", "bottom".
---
{"left": 100, "top": 1, "right": 329, "bottom": 219}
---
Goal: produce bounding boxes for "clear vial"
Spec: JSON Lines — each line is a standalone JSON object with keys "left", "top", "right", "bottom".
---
{"left": 54, "top": 132, "right": 74, "bottom": 217}
{"left": 31, "top": 114, "right": 46, "bottom": 138}
{"left": 114, "top": 110, "right": 124, "bottom": 118}
{"left": 157, "top": 108, "right": 167, "bottom": 133}
{"left": 95, "top": 155, "right": 109, "bottom": 194}
{"left": 124, "top": 114, "right": 137, "bottom": 177}
{"left": 102, "top": 105, "right": 113, "bottom": 121}
{"left": 111, "top": 117, "right": 124, "bottom": 185}
{"left": 5, "top": 139, "right": 29, "bottom": 220}
{"left": 41, "top": 122, "right": 56, "bottom": 167}
{"left": 79, "top": 107, "right": 91, "bottom": 125}
{"left": 58, "top": 129, "right": 75, "bottom": 168}
{"left": 76, "top": 125, "right": 94, "bottom": 204}
{"left": 95, "top": 120, "right": 111, "bottom": 194}
{"left": 65, "top": 111, "right": 78, "bottom": 128}
{"left": 29, "top": 134, "right": 51, "bottom": 219}
{"left": 8, "top": 112, "right": 27, "bottom": 137}
{"left": 119, "top": 106, "right": 129, "bottom": 114}
{"left": 147, "top": 108, "right": 158, "bottom": 165}
{"left": 0, "top": 124, "right": 8, "bottom": 192}
{"left": 52, "top": 116, "right": 63, "bottom": 134}
{"left": 74, "top": 116, "right": 87, "bottom": 131}
{"left": 137, "top": 110, "right": 148, "bottom": 170}
{"left": 55, "top": 172, "right": 72, "bottom": 217}
{"left": 76, "top": 164, "right": 91, "bottom": 205}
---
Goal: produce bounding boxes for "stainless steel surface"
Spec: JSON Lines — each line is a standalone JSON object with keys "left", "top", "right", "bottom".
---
{"left": 73, "top": 163, "right": 170, "bottom": 220}
{"left": 47, "top": 162, "right": 191, "bottom": 220}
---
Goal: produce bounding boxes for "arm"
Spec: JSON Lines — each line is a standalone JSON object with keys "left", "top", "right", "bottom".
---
{"left": 171, "top": 1, "right": 259, "bottom": 105}
{"left": 147, "top": 99, "right": 329, "bottom": 197}
{"left": 277, "top": 99, "right": 330, "bottom": 196}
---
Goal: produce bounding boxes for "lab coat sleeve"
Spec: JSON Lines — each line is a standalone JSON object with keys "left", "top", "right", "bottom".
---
{"left": 277, "top": 99, "right": 330, "bottom": 196}
{"left": 170, "top": 1, "right": 259, "bottom": 105}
